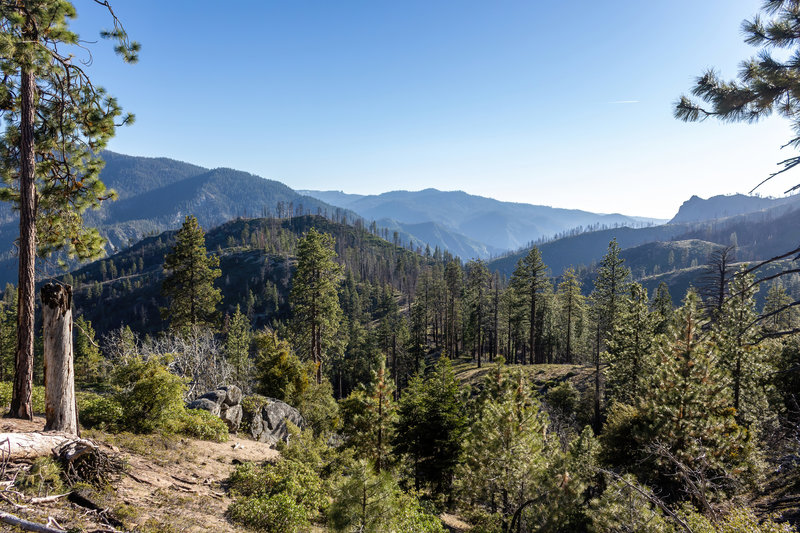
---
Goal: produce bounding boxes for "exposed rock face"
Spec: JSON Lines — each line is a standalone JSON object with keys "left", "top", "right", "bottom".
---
{"left": 187, "top": 397, "right": 221, "bottom": 418}
{"left": 220, "top": 404, "right": 243, "bottom": 431}
{"left": 187, "top": 385, "right": 243, "bottom": 432}
{"left": 249, "top": 398, "right": 305, "bottom": 445}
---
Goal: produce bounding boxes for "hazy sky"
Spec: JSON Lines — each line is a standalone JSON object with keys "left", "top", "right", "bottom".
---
{"left": 71, "top": 0, "right": 797, "bottom": 219}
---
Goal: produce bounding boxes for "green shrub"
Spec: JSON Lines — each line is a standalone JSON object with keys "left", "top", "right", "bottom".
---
{"left": 546, "top": 381, "right": 579, "bottom": 416}
{"left": 77, "top": 392, "right": 124, "bottom": 431}
{"left": 31, "top": 385, "right": 45, "bottom": 414}
{"left": 227, "top": 459, "right": 326, "bottom": 533}
{"left": 112, "top": 356, "right": 186, "bottom": 434}
{"left": 253, "top": 332, "right": 310, "bottom": 403}
{"left": 228, "top": 492, "right": 311, "bottom": 533}
{"left": 178, "top": 408, "right": 228, "bottom": 442}
{"left": 17, "top": 457, "right": 64, "bottom": 496}
{"left": 296, "top": 379, "right": 339, "bottom": 436}
{"left": 0, "top": 381, "right": 10, "bottom": 407}
{"left": 681, "top": 507, "right": 794, "bottom": 533}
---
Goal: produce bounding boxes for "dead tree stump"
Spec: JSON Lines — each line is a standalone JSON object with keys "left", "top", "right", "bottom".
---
{"left": 41, "top": 284, "right": 77, "bottom": 435}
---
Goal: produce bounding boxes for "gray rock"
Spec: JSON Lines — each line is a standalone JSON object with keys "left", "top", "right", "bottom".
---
{"left": 219, "top": 385, "right": 242, "bottom": 407}
{"left": 198, "top": 389, "right": 227, "bottom": 405}
{"left": 248, "top": 398, "right": 305, "bottom": 445}
{"left": 188, "top": 385, "right": 245, "bottom": 434}
{"left": 220, "top": 404, "right": 243, "bottom": 432}
{"left": 187, "top": 398, "right": 221, "bottom": 417}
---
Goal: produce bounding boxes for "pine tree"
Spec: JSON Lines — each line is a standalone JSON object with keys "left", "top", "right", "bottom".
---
{"left": 556, "top": 268, "right": 585, "bottom": 364}
{"left": 699, "top": 245, "right": 737, "bottom": 324}
{"left": 591, "top": 238, "right": 630, "bottom": 431}
{"left": 161, "top": 215, "right": 222, "bottom": 334}
{"left": 605, "top": 283, "right": 655, "bottom": 406}
{"left": 340, "top": 357, "right": 397, "bottom": 472}
{"left": 0, "top": 1, "right": 138, "bottom": 419}
{"left": 675, "top": 0, "right": 800, "bottom": 190}
{"left": 651, "top": 281, "right": 674, "bottom": 335}
{"left": 762, "top": 282, "right": 795, "bottom": 333}
{"left": 394, "top": 358, "right": 467, "bottom": 496}
{"left": 225, "top": 305, "right": 252, "bottom": 391}
{"left": 715, "top": 267, "right": 771, "bottom": 426}
{"left": 458, "top": 369, "right": 550, "bottom": 530}
{"left": 444, "top": 261, "right": 463, "bottom": 358}
{"left": 290, "top": 228, "right": 344, "bottom": 384}
{"left": 510, "top": 247, "right": 548, "bottom": 364}
{"left": 0, "top": 284, "right": 16, "bottom": 382}
{"left": 603, "top": 291, "right": 758, "bottom": 505}
{"left": 465, "top": 260, "right": 490, "bottom": 368}
{"left": 74, "top": 316, "right": 103, "bottom": 388}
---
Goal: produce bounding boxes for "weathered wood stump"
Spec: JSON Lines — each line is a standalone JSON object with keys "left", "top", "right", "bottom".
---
{"left": 41, "top": 284, "right": 77, "bottom": 435}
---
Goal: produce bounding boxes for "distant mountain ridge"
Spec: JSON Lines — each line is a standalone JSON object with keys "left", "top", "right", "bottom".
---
{"left": 300, "top": 188, "right": 666, "bottom": 253}
{"left": 0, "top": 152, "right": 360, "bottom": 284}
{"left": 669, "top": 193, "right": 800, "bottom": 224}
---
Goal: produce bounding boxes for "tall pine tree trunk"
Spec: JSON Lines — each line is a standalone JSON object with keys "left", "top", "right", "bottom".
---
{"left": 9, "top": 67, "right": 37, "bottom": 420}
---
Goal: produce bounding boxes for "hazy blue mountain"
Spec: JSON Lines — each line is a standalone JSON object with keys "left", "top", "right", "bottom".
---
{"left": 376, "top": 218, "right": 504, "bottom": 260}
{"left": 490, "top": 193, "right": 800, "bottom": 289}
{"left": 296, "top": 190, "right": 365, "bottom": 207}
{"left": 302, "top": 188, "right": 667, "bottom": 251}
{"left": 488, "top": 224, "right": 690, "bottom": 278}
{"left": 669, "top": 193, "right": 799, "bottom": 224}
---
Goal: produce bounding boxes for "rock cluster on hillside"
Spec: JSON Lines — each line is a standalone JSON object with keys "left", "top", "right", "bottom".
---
{"left": 187, "top": 385, "right": 243, "bottom": 432}
{"left": 187, "top": 387, "right": 304, "bottom": 445}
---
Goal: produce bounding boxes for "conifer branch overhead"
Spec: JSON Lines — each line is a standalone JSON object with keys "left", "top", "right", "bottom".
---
{"left": 677, "top": 1, "right": 800, "bottom": 191}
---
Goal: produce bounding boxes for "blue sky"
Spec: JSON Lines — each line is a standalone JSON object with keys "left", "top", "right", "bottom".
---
{"left": 71, "top": 0, "right": 796, "bottom": 219}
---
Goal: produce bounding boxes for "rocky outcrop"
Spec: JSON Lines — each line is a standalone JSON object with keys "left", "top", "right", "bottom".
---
{"left": 248, "top": 398, "right": 305, "bottom": 445}
{"left": 187, "top": 385, "right": 243, "bottom": 432}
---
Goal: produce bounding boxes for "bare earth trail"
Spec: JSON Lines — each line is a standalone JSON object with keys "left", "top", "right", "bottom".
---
{"left": 0, "top": 416, "right": 279, "bottom": 532}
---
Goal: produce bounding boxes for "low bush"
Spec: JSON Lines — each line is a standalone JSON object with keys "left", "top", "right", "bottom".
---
{"left": 227, "top": 459, "right": 326, "bottom": 533}
{"left": 546, "top": 381, "right": 579, "bottom": 416}
{"left": 113, "top": 356, "right": 186, "bottom": 434}
{"left": 178, "top": 408, "right": 228, "bottom": 442}
{"left": 77, "top": 392, "right": 124, "bottom": 431}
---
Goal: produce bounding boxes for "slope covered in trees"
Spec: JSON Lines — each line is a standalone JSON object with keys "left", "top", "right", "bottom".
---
{"left": 59, "top": 215, "right": 431, "bottom": 336}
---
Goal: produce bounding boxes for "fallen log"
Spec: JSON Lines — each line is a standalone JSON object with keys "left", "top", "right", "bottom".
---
{"left": 0, "top": 433, "right": 95, "bottom": 461}
{"left": 0, "top": 509, "right": 67, "bottom": 532}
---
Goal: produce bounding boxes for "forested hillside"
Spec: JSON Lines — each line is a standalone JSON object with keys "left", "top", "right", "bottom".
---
{"left": 60, "top": 215, "right": 429, "bottom": 336}
{"left": 1, "top": 211, "right": 789, "bottom": 531}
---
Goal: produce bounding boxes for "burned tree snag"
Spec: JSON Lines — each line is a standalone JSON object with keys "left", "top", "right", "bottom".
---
{"left": 41, "top": 284, "right": 77, "bottom": 435}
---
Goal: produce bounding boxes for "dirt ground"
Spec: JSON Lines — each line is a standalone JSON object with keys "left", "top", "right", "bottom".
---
{"left": 0, "top": 416, "right": 279, "bottom": 532}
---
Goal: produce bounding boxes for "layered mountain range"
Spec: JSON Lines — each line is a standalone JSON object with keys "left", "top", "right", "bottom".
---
{"left": 0, "top": 150, "right": 796, "bottom": 298}
{"left": 300, "top": 188, "right": 664, "bottom": 255}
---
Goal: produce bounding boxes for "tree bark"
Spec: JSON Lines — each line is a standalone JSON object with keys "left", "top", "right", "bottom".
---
{"left": 0, "top": 432, "right": 94, "bottom": 461}
{"left": 41, "top": 284, "right": 77, "bottom": 435}
{"left": 9, "top": 65, "right": 37, "bottom": 421}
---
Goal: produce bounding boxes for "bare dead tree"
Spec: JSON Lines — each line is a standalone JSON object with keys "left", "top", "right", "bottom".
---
{"left": 140, "top": 328, "right": 230, "bottom": 401}
{"left": 699, "top": 245, "right": 736, "bottom": 325}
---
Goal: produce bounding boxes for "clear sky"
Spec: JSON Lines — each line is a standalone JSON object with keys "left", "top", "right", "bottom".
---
{"left": 69, "top": 0, "right": 797, "bottom": 219}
